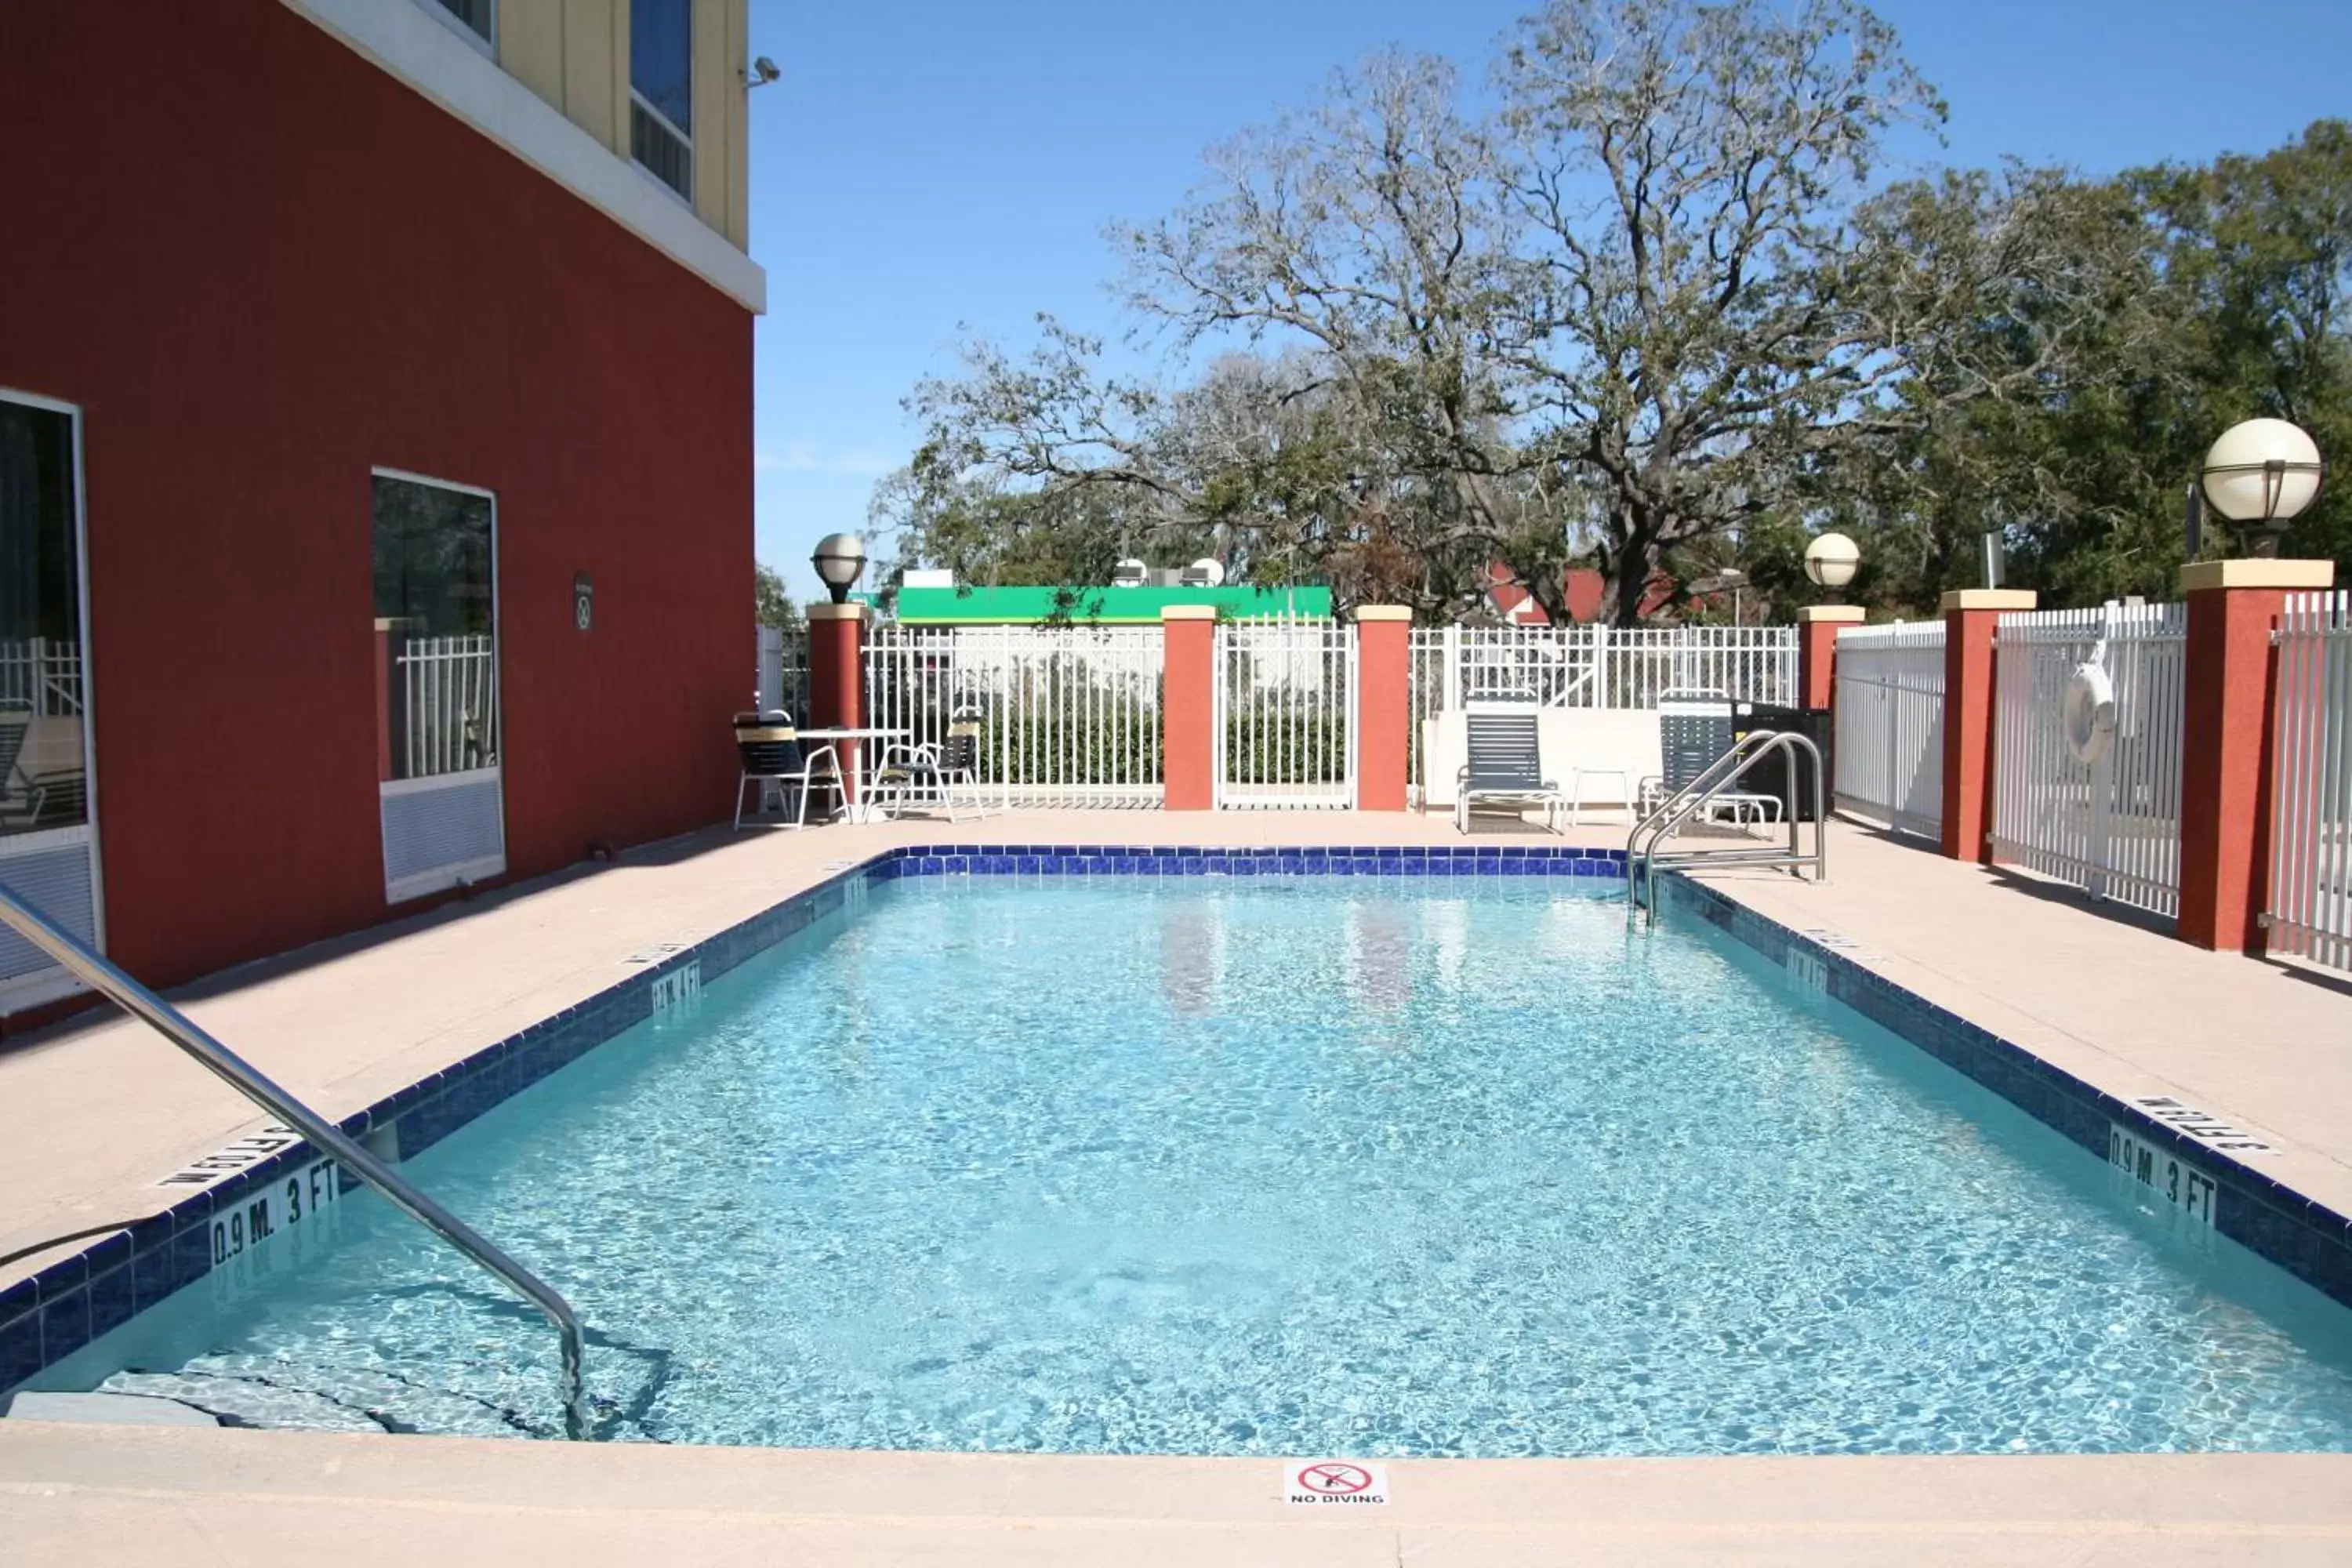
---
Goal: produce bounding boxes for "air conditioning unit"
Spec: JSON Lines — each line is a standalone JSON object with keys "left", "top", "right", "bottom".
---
{"left": 1180, "top": 557, "right": 1226, "bottom": 588}
{"left": 1111, "top": 558, "right": 1148, "bottom": 587}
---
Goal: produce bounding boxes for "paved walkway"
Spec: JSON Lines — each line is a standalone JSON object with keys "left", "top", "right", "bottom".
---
{"left": 6, "top": 808, "right": 2352, "bottom": 1563}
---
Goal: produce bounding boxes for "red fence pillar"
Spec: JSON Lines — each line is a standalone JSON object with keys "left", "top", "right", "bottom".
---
{"left": 1353, "top": 606, "right": 1412, "bottom": 811}
{"left": 1162, "top": 606, "right": 1217, "bottom": 811}
{"left": 1795, "top": 605, "right": 1864, "bottom": 711}
{"left": 1939, "top": 589, "right": 2037, "bottom": 864}
{"left": 806, "top": 602, "right": 867, "bottom": 801}
{"left": 2176, "top": 558, "right": 2337, "bottom": 952}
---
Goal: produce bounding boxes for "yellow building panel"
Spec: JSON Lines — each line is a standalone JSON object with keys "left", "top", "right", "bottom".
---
{"left": 492, "top": 0, "right": 564, "bottom": 111}
{"left": 557, "top": 0, "right": 626, "bottom": 154}
{"left": 689, "top": 0, "right": 744, "bottom": 247}
{"left": 724, "top": 0, "right": 749, "bottom": 247}
{"left": 399, "top": 0, "right": 751, "bottom": 249}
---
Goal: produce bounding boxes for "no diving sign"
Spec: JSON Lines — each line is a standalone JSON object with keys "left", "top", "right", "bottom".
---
{"left": 1285, "top": 1459, "right": 1390, "bottom": 1506}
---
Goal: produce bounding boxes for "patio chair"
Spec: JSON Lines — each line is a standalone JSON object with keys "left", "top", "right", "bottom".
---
{"left": 23, "top": 765, "right": 86, "bottom": 828}
{"left": 1639, "top": 689, "right": 1780, "bottom": 827}
{"left": 0, "top": 708, "right": 45, "bottom": 829}
{"left": 731, "top": 710, "right": 842, "bottom": 830}
{"left": 1454, "top": 701, "right": 1565, "bottom": 834}
{"left": 869, "top": 710, "right": 984, "bottom": 823}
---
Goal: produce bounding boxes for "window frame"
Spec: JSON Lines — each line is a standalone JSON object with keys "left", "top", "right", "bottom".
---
{"left": 0, "top": 383, "right": 107, "bottom": 970}
{"left": 629, "top": 92, "right": 697, "bottom": 206}
{"left": 370, "top": 466, "right": 506, "bottom": 902}
{"left": 371, "top": 463, "right": 503, "bottom": 781}
{"left": 415, "top": 0, "right": 498, "bottom": 60}
{"left": 627, "top": 0, "right": 696, "bottom": 205}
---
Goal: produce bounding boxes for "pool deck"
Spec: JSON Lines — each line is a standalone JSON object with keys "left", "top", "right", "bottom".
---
{"left": 5, "top": 1423, "right": 2349, "bottom": 1566}
{"left": 5, "top": 807, "right": 2352, "bottom": 1562}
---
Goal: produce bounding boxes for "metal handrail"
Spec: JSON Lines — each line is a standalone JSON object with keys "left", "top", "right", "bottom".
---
{"left": 1624, "top": 729, "right": 1780, "bottom": 858}
{"left": 1625, "top": 730, "right": 1828, "bottom": 922}
{"left": 0, "top": 887, "right": 590, "bottom": 1440}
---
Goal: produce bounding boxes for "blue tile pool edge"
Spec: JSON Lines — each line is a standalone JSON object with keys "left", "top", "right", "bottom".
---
{"left": 0, "top": 842, "right": 1627, "bottom": 1396}
{"left": 1661, "top": 873, "right": 2352, "bottom": 1312}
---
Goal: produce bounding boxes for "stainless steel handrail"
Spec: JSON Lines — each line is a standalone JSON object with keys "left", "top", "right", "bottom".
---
{"left": 1624, "top": 728, "right": 1792, "bottom": 910}
{"left": 0, "top": 887, "right": 591, "bottom": 1440}
{"left": 1625, "top": 730, "right": 1828, "bottom": 922}
{"left": 1624, "top": 731, "right": 1779, "bottom": 864}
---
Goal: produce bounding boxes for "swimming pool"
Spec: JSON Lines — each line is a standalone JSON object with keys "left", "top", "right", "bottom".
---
{"left": 36, "top": 871, "right": 2352, "bottom": 1454}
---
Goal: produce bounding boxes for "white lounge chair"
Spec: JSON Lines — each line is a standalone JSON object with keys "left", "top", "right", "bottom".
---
{"left": 1455, "top": 702, "right": 1564, "bottom": 834}
{"left": 1642, "top": 690, "right": 1780, "bottom": 828}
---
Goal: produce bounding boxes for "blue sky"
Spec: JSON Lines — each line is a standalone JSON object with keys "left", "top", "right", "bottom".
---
{"left": 746, "top": 0, "right": 2352, "bottom": 600}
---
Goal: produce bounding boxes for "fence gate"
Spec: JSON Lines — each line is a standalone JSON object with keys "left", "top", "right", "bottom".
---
{"left": 1215, "top": 618, "right": 1356, "bottom": 809}
{"left": 2268, "top": 591, "right": 2352, "bottom": 973}
{"left": 1991, "top": 603, "right": 2188, "bottom": 916}
{"left": 1831, "top": 621, "right": 1946, "bottom": 840}
{"left": 864, "top": 625, "right": 1164, "bottom": 808}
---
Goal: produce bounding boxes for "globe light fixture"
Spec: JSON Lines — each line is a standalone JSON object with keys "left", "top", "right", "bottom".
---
{"left": 811, "top": 533, "right": 867, "bottom": 604}
{"left": 2199, "top": 419, "right": 2325, "bottom": 559}
{"left": 1803, "top": 532, "right": 1860, "bottom": 590}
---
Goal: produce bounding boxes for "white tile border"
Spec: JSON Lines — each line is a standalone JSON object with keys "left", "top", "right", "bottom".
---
{"left": 281, "top": 0, "right": 766, "bottom": 314}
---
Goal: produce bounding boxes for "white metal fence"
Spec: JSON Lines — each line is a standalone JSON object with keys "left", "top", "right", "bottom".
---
{"left": 1991, "top": 604, "right": 2187, "bottom": 916}
{"left": 394, "top": 634, "right": 499, "bottom": 779}
{"left": 865, "top": 625, "right": 1163, "bottom": 808}
{"left": 1407, "top": 624, "right": 1795, "bottom": 712}
{"left": 1406, "top": 623, "right": 1796, "bottom": 800}
{"left": 2267, "top": 591, "right": 2352, "bottom": 973}
{"left": 1832, "top": 621, "right": 1946, "bottom": 839}
{"left": 0, "top": 637, "right": 83, "bottom": 717}
{"left": 1215, "top": 617, "right": 1356, "bottom": 809}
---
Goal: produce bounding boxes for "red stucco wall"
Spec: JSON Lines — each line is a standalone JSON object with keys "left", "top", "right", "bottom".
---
{"left": 0, "top": 2, "right": 753, "bottom": 989}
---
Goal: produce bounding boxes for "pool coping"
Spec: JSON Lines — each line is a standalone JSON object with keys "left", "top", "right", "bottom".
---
{"left": 5, "top": 840, "right": 2350, "bottom": 1410}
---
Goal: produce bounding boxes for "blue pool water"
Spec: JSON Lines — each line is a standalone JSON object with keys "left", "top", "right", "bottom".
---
{"left": 52, "top": 877, "right": 2352, "bottom": 1453}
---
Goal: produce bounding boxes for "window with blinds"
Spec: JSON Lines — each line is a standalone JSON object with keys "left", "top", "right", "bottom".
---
{"left": 630, "top": 0, "right": 694, "bottom": 201}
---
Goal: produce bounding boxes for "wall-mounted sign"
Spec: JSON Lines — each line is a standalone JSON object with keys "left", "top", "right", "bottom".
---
{"left": 573, "top": 571, "right": 594, "bottom": 633}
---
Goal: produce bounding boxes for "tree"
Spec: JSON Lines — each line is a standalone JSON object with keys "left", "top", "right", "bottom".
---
{"left": 1490, "top": 0, "right": 1963, "bottom": 623}
{"left": 1817, "top": 121, "right": 2352, "bottom": 614}
{"left": 753, "top": 564, "right": 801, "bottom": 631}
{"left": 875, "top": 5, "right": 2352, "bottom": 624}
{"left": 1116, "top": 50, "right": 1539, "bottom": 617}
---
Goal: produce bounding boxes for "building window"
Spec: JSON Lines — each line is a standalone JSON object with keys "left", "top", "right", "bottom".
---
{"left": 630, "top": 0, "right": 695, "bottom": 201}
{"left": 0, "top": 396, "right": 89, "bottom": 838}
{"left": 420, "top": 0, "right": 495, "bottom": 55}
{"left": 374, "top": 474, "right": 499, "bottom": 780}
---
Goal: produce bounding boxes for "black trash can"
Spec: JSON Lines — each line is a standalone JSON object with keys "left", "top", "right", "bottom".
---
{"left": 1733, "top": 702, "right": 1834, "bottom": 822}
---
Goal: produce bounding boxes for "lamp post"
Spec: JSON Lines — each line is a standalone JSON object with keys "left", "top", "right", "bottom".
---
{"left": 1794, "top": 534, "right": 1862, "bottom": 715}
{"left": 1690, "top": 567, "right": 1748, "bottom": 625}
{"left": 2198, "top": 419, "right": 2326, "bottom": 559}
{"left": 811, "top": 533, "right": 867, "bottom": 604}
{"left": 1803, "top": 532, "right": 1859, "bottom": 593}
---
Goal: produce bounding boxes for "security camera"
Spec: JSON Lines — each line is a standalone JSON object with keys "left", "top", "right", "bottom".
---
{"left": 746, "top": 56, "right": 780, "bottom": 89}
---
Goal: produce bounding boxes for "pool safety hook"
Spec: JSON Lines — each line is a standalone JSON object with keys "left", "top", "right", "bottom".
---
{"left": 0, "top": 886, "right": 593, "bottom": 1440}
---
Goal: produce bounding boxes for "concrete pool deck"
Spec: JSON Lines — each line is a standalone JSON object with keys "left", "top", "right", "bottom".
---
{"left": 5, "top": 807, "right": 2352, "bottom": 1561}
{"left": 5, "top": 1422, "right": 2350, "bottom": 1566}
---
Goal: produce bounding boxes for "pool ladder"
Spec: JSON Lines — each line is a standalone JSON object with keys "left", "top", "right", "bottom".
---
{"left": 0, "top": 886, "right": 592, "bottom": 1440}
{"left": 1625, "top": 730, "right": 1828, "bottom": 925}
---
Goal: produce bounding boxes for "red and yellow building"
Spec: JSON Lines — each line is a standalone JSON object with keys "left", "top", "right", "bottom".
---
{"left": 0, "top": 0, "right": 763, "bottom": 1023}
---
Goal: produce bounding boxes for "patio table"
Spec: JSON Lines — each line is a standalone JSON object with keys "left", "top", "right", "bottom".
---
{"left": 793, "top": 727, "right": 910, "bottom": 823}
